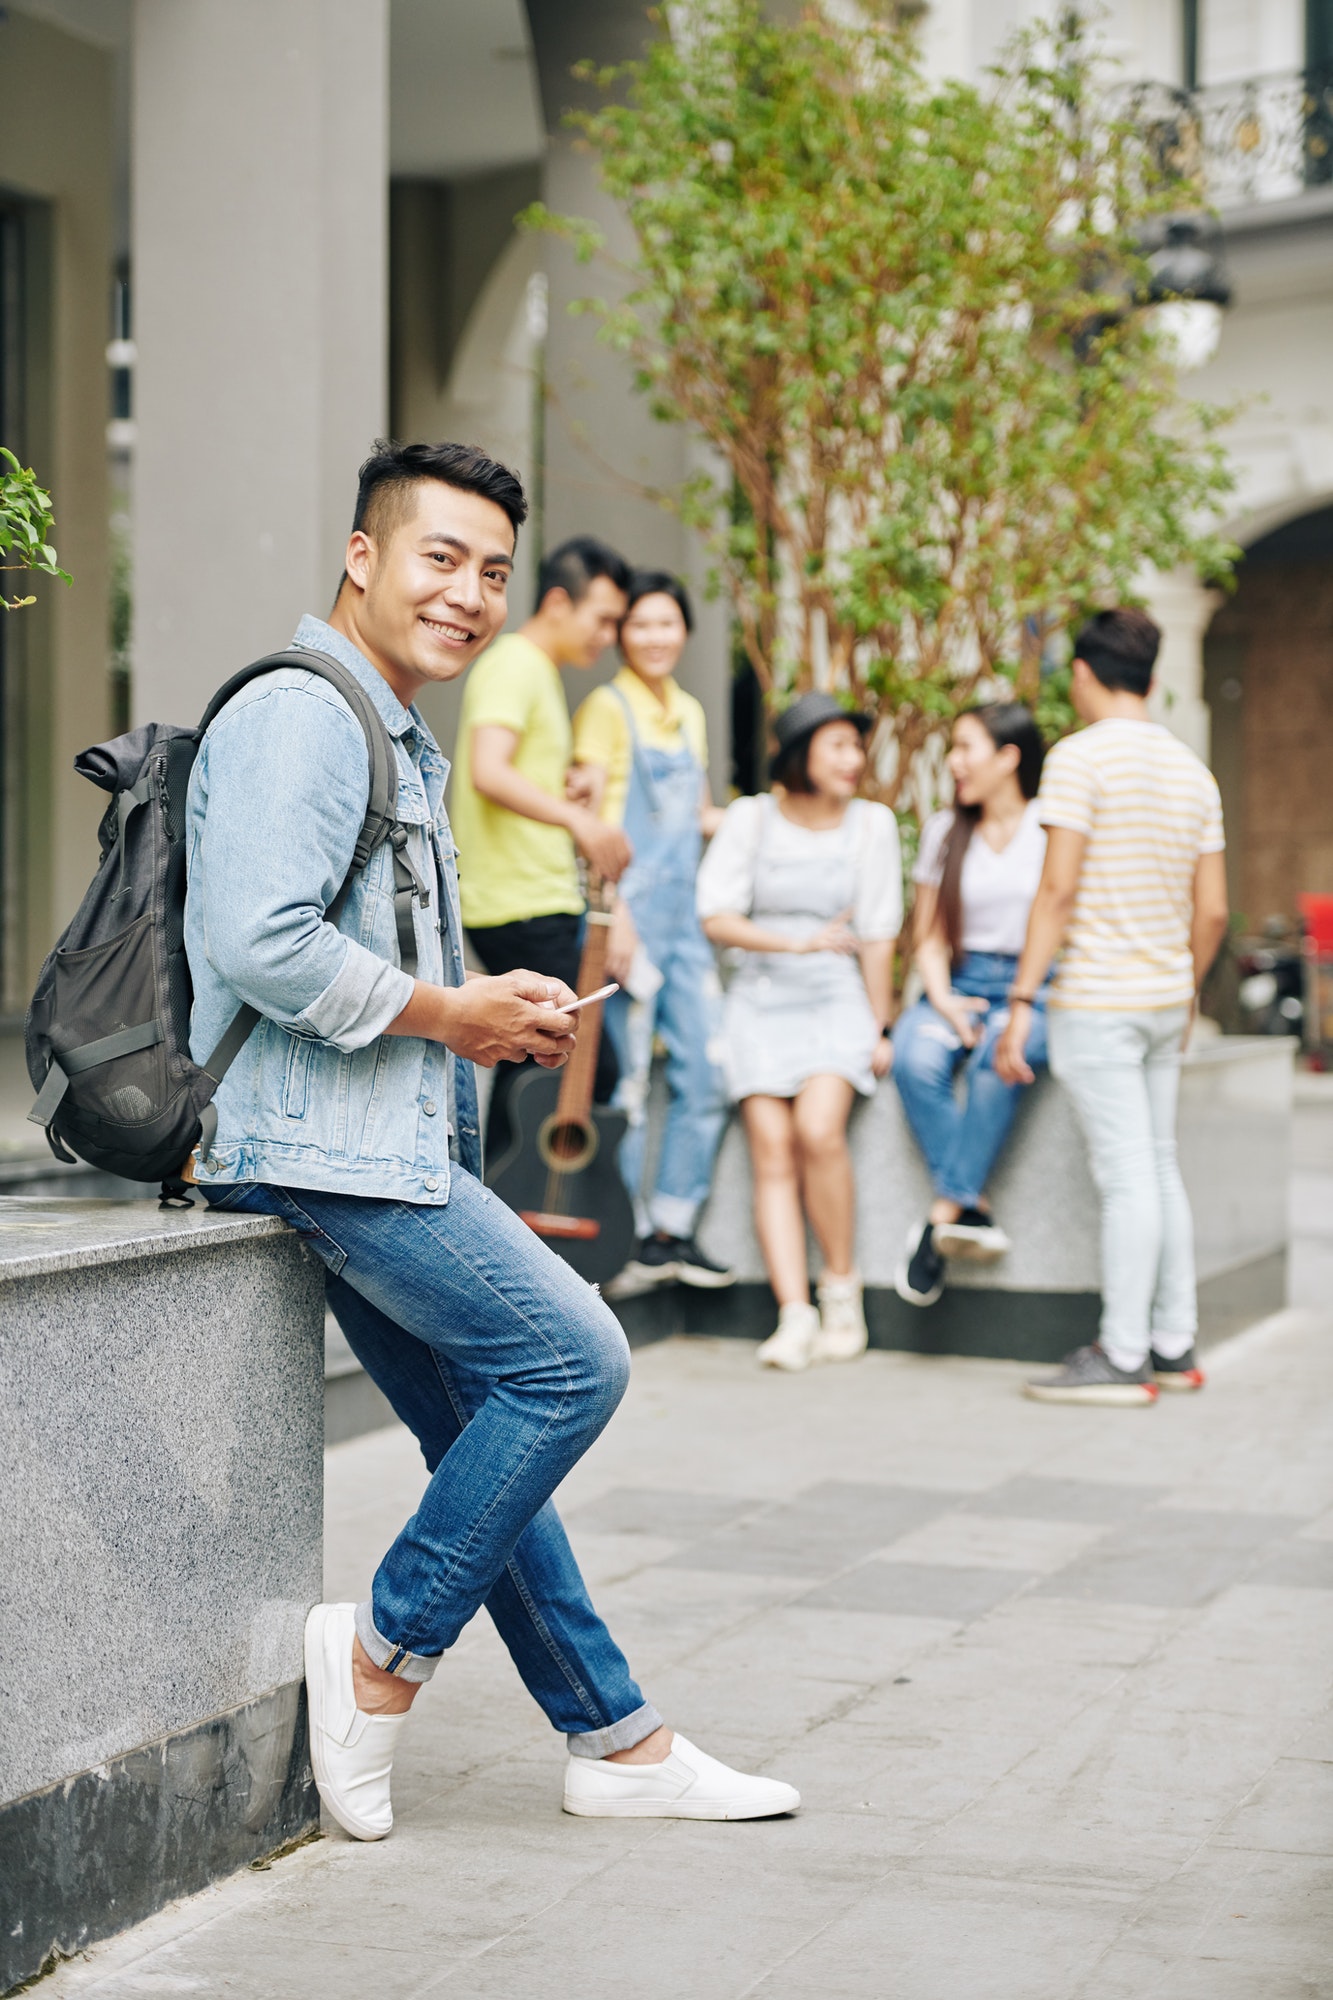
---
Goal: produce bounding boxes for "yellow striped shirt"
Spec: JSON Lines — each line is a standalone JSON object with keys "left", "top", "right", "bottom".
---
{"left": 1038, "top": 720, "right": 1224, "bottom": 1011}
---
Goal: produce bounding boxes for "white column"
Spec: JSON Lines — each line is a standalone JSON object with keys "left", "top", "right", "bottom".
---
{"left": 131, "top": 0, "right": 387, "bottom": 725}
{"left": 542, "top": 134, "right": 731, "bottom": 796}
{"left": 1142, "top": 567, "right": 1221, "bottom": 763}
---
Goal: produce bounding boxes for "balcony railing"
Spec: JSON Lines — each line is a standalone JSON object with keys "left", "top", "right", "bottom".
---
{"left": 1126, "top": 66, "right": 1333, "bottom": 209}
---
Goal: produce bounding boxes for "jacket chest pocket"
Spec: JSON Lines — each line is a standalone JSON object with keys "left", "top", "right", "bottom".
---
{"left": 283, "top": 1034, "right": 313, "bottom": 1119}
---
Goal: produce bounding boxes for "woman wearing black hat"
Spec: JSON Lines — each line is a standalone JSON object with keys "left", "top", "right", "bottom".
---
{"left": 696, "top": 694, "right": 901, "bottom": 1371}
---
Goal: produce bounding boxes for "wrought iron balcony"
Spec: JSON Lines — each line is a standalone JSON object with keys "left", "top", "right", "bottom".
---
{"left": 1125, "top": 65, "right": 1333, "bottom": 209}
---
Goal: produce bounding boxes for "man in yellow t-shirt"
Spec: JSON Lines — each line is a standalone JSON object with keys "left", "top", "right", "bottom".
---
{"left": 451, "top": 536, "right": 633, "bottom": 1156}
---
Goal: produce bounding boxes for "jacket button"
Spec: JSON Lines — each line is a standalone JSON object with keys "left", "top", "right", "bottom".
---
{"left": 423, "top": 1099, "right": 437, "bottom": 1116}
{"left": 423, "top": 1176, "right": 440, "bottom": 1192}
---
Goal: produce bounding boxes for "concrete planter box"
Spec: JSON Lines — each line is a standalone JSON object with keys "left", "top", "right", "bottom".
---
{"left": 616, "top": 1035, "right": 1293, "bottom": 1359}
{"left": 0, "top": 1202, "right": 324, "bottom": 1994}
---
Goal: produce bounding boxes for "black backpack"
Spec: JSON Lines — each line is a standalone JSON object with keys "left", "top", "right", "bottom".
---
{"left": 25, "top": 647, "right": 429, "bottom": 1203}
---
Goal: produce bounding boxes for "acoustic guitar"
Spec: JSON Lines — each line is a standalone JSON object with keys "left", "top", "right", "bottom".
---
{"left": 486, "top": 880, "right": 636, "bottom": 1288}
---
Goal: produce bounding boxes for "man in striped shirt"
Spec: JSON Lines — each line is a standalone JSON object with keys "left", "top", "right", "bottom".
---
{"left": 995, "top": 609, "right": 1230, "bottom": 1405}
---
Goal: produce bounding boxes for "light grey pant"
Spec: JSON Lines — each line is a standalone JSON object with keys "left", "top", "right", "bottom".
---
{"left": 1048, "top": 1006, "right": 1197, "bottom": 1371}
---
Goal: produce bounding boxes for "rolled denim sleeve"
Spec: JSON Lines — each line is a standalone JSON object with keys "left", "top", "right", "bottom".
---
{"left": 195, "top": 682, "right": 415, "bottom": 1050}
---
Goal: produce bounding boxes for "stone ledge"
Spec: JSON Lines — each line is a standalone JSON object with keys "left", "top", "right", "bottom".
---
{"left": 611, "top": 1251, "right": 1288, "bottom": 1364}
{"left": 0, "top": 1196, "right": 289, "bottom": 1283}
{"left": 0, "top": 1683, "right": 316, "bottom": 1996}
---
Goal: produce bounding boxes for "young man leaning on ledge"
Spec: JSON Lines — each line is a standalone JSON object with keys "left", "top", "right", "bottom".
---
{"left": 184, "top": 439, "right": 799, "bottom": 1838}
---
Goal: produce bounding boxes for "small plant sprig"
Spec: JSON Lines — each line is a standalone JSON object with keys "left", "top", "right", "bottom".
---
{"left": 1, "top": 445, "right": 72, "bottom": 610}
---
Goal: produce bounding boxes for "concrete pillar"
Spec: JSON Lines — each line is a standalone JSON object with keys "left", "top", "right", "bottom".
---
{"left": 541, "top": 133, "right": 732, "bottom": 796}
{"left": 131, "top": 0, "right": 387, "bottom": 726}
{"left": 0, "top": 11, "right": 113, "bottom": 981}
{"left": 1143, "top": 566, "right": 1221, "bottom": 763}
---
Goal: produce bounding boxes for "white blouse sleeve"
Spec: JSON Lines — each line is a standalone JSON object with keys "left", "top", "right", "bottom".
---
{"left": 854, "top": 803, "right": 903, "bottom": 941}
{"left": 913, "top": 809, "right": 952, "bottom": 887}
{"left": 696, "top": 794, "right": 764, "bottom": 920}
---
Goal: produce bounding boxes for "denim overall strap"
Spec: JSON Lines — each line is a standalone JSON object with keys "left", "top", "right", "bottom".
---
{"left": 610, "top": 684, "right": 705, "bottom": 896}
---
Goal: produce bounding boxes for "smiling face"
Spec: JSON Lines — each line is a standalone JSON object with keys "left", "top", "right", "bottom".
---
{"left": 947, "top": 712, "right": 1020, "bottom": 808}
{"left": 804, "top": 719, "right": 867, "bottom": 800}
{"left": 338, "top": 479, "right": 516, "bottom": 705}
{"left": 620, "top": 591, "right": 689, "bottom": 686}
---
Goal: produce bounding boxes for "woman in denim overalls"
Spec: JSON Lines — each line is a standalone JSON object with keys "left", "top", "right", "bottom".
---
{"left": 570, "top": 572, "right": 735, "bottom": 1295}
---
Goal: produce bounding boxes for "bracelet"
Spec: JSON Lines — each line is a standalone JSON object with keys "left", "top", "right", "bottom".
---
{"left": 1007, "top": 989, "right": 1037, "bottom": 1006}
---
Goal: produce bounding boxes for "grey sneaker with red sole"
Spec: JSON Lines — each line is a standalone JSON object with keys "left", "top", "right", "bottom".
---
{"left": 1151, "top": 1346, "right": 1206, "bottom": 1391}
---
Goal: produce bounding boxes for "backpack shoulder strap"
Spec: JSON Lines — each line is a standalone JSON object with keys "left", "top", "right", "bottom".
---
{"left": 199, "top": 647, "right": 399, "bottom": 876}
{"left": 197, "top": 647, "right": 426, "bottom": 1101}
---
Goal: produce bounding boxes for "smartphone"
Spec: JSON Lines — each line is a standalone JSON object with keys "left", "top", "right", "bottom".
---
{"left": 562, "top": 982, "right": 619, "bottom": 1013}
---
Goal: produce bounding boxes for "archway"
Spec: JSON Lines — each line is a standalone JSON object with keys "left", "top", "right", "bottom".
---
{"left": 1204, "top": 502, "right": 1333, "bottom": 925}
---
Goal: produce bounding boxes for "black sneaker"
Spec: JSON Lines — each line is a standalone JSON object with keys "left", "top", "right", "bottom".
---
{"left": 669, "top": 1236, "right": 737, "bottom": 1290}
{"left": 1151, "top": 1345, "right": 1206, "bottom": 1392}
{"left": 932, "top": 1207, "right": 1011, "bottom": 1264}
{"left": 604, "top": 1233, "right": 737, "bottom": 1299}
{"left": 894, "top": 1221, "right": 945, "bottom": 1307}
{"left": 604, "top": 1235, "right": 680, "bottom": 1300}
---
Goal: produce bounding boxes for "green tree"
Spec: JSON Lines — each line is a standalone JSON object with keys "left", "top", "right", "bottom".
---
{"left": 0, "top": 446, "right": 71, "bottom": 611}
{"left": 525, "top": 2, "right": 1235, "bottom": 803}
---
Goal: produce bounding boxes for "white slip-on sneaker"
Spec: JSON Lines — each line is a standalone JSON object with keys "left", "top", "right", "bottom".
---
{"left": 563, "top": 1733, "right": 800, "bottom": 1820}
{"left": 814, "top": 1271, "right": 868, "bottom": 1362}
{"left": 755, "top": 1301, "right": 820, "bottom": 1372}
{"left": 304, "top": 1601, "right": 410, "bottom": 1841}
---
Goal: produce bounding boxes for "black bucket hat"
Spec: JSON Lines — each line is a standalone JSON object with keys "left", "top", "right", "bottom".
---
{"left": 772, "top": 691, "right": 873, "bottom": 771}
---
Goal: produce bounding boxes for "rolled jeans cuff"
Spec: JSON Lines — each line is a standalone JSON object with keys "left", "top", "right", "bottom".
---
{"left": 566, "top": 1700, "right": 664, "bottom": 1760}
{"left": 647, "top": 1192, "right": 698, "bottom": 1240}
{"left": 354, "top": 1600, "right": 440, "bottom": 1685}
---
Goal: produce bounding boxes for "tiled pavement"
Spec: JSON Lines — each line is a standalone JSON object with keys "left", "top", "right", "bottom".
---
{"left": 49, "top": 1305, "right": 1333, "bottom": 2000}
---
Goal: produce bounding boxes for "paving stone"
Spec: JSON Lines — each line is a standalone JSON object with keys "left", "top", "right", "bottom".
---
{"left": 1037, "top": 1505, "right": 1306, "bottom": 1608}
{"left": 961, "top": 1475, "right": 1165, "bottom": 1524}
{"left": 1216, "top": 1757, "right": 1333, "bottom": 1855}
{"left": 564, "top": 1485, "right": 762, "bottom": 1540}
{"left": 884, "top": 1508, "right": 1107, "bottom": 1573}
{"left": 797, "top": 1561, "right": 1037, "bottom": 1622}
{"left": 1250, "top": 1538, "right": 1333, "bottom": 1590}
{"left": 658, "top": 1481, "right": 965, "bottom": 1579}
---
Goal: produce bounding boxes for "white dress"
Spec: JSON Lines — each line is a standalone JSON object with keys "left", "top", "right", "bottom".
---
{"left": 697, "top": 794, "right": 903, "bottom": 1100}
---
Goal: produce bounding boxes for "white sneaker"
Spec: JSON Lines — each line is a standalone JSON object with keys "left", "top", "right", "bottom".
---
{"left": 814, "top": 1271, "right": 868, "bottom": 1361}
{"left": 304, "top": 1601, "right": 410, "bottom": 1841}
{"left": 755, "top": 1301, "right": 820, "bottom": 1371}
{"left": 563, "top": 1733, "right": 800, "bottom": 1820}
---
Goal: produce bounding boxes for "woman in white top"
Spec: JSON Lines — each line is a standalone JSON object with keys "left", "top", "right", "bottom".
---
{"left": 892, "top": 702, "right": 1048, "bottom": 1308}
{"left": 697, "top": 694, "right": 901, "bottom": 1372}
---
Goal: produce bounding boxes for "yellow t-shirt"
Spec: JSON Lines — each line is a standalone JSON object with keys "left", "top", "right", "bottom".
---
{"left": 451, "top": 633, "right": 583, "bottom": 929}
{"left": 1038, "top": 719, "right": 1225, "bottom": 1011}
{"left": 571, "top": 668, "right": 709, "bottom": 826}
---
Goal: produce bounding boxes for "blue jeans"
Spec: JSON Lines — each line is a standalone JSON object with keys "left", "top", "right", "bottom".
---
{"left": 605, "top": 900, "right": 728, "bottom": 1240}
{"left": 892, "top": 952, "right": 1048, "bottom": 1209}
{"left": 206, "top": 1171, "right": 660, "bottom": 1757}
{"left": 1048, "top": 1006, "right": 1196, "bottom": 1370}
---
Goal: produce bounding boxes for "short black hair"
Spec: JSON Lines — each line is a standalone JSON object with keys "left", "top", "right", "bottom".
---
{"left": 1073, "top": 608, "right": 1161, "bottom": 695}
{"left": 621, "top": 568, "right": 694, "bottom": 634}
{"left": 536, "top": 535, "right": 630, "bottom": 613}
{"left": 352, "top": 439, "right": 528, "bottom": 546}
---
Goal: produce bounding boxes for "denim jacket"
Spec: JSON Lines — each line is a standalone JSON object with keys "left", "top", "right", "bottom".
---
{"left": 184, "top": 615, "right": 481, "bottom": 1204}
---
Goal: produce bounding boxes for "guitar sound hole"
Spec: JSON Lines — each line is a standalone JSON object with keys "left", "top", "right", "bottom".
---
{"left": 538, "top": 1116, "right": 598, "bottom": 1173}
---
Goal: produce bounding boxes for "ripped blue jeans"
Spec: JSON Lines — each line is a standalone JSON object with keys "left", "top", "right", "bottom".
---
{"left": 892, "top": 951, "right": 1049, "bottom": 1210}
